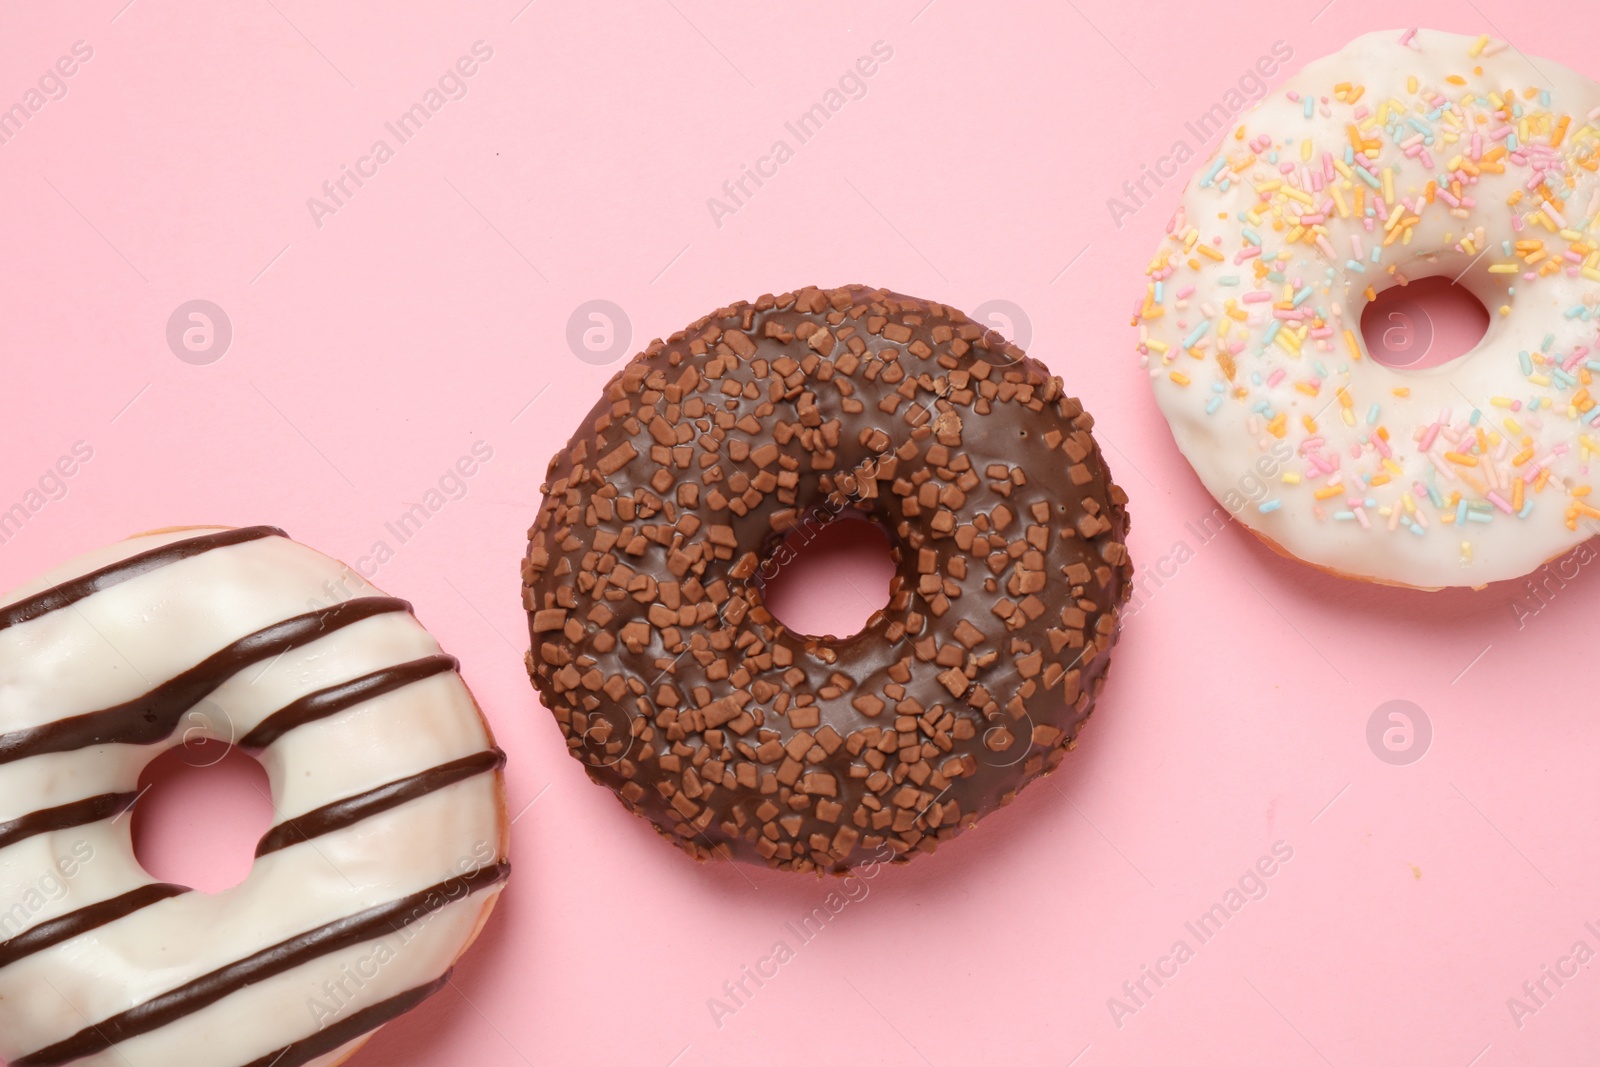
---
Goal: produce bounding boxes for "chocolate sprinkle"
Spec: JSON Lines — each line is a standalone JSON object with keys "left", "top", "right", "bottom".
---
{"left": 523, "top": 285, "right": 1132, "bottom": 873}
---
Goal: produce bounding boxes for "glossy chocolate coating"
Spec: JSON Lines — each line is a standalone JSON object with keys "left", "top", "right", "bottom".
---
{"left": 524, "top": 285, "right": 1132, "bottom": 872}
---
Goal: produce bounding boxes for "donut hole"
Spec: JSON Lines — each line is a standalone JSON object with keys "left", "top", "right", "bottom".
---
{"left": 131, "top": 737, "right": 273, "bottom": 894}
{"left": 1360, "top": 276, "right": 1490, "bottom": 369}
{"left": 760, "top": 515, "right": 895, "bottom": 639}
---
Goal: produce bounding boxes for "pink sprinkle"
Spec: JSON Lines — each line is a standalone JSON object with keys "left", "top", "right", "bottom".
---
{"left": 1399, "top": 28, "right": 1417, "bottom": 45}
{"left": 1236, "top": 247, "right": 1264, "bottom": 263}
{"left": 1419, "top": 423, "right": 1441, "bottom": 451}
{"left": 1176, "top": 286, "right": 1195, "bottom": 299}
{"left": 1371, "top": 433, "right": 1392, "bottom": 459}
{"left": 1487, "top": 492, "right": 1514, "bottom": 515}
{"left": 1267, "top": 368, "right": 1286, "bottom": 386}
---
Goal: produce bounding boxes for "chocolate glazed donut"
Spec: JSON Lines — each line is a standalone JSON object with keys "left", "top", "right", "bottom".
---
{"left": 523, "top": 285, "right": 1132, "bottom": 873}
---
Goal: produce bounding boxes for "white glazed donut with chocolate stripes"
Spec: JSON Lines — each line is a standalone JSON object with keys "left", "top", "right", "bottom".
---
{"left": 0, "top": 526, "right": 509, "bottom": 1067}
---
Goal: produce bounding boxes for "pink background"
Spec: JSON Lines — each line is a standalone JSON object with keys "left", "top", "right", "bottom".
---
{"left": 2, "top": 1, "right": 1597, "bottom": 1063}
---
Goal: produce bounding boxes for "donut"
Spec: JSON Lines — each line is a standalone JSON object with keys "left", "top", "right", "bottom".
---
{"left": 523, "top": 285, "right": 1132, "bottom": 873}
{"left": 1136, "top": 29, "right": 1600, "bottom": 589}
{"left": 0, "top": 526, "right": 509, "bottom": 1067}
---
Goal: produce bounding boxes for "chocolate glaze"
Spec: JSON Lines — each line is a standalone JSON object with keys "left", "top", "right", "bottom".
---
{"left": 0, "top": 597, "right": 412, "bottom": 766}
{"left": 255, "top": 748, "right": 507, "bottom": 857}
{"left": 0, "top": 526, "right": 284, "bottom": 632}
{"left": 0, "top": 792, "right": 137, "bottom": 852}
{"left": 524, "top": 286, "right": 1132, "bottom": 872}
{"left": 0, "top": 884, "right": 189, "bottom": 971}
{"left": 240, "top": 654, "right": 460, "bottom": 749}
{"left": 16, "top": 862, "right": 510, "bottom": 1067}
{"left": 234, "top": 972, "right": 453, "bottom": 1067}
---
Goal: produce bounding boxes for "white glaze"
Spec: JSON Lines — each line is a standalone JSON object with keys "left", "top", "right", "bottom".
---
{"left": 0, "top": 528, "right": 508, "bottom": 1067}
{"left": 1139, "top": 30, "right": 1600, "bottom": 588}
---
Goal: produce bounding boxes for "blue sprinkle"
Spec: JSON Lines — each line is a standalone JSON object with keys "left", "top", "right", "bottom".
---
{"left": 1519, "top": 501, "right": 1535, "bottom": 519}
{"left": 1200, "top": 158, "right": 1227, "bottom": 186}
{"left": 1520, "top": 351, "right": 1534, "bottom": 375}
{"left": 1356, "top": 167, "right": 1381, "bottom": 188}
{"left": 1334, "top": 510, "right": 1355, "bottom": 521}
{"left": 1264, "top": 321, "right": 1283, "bottom": 346}
{"left": 1367, "top": 403, "right": 1380, "bottom": 425}
{"left": 1259, "top": 500, "right": 1282, "bottom": 513}
{"left": 1217, "top": 275, "right": 1241, "bottom": 286}
{"left": 1304, "top": 96, "right": 1314, "bottom": 119}
{"left": 1242, "top": 228, "right": 1263, "bottom": 246}
{"left": 1455, "top": 500, "right": 1468, "bottom": 525}
{"left": 1467, "top": 510, "right": 1492, "bottom": 524}
{"left": 1293, "top": 286, "right": 1314, "bottom": 307}
{"left": 1346, "top": 260, "right": 1366, "bottom": 273}
{"left": 1184, "top": 321, "right": 1211, "bottom": 347}
{"left": 1205, "top": 395, "right": 1222, "bottom": 414}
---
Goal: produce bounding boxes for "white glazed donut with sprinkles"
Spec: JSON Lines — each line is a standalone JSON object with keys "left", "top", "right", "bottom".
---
{"left": 1137, "top": 29, "right": 1600, "bottom": 588}
{"left": 0, "top": 526, "right": 509, "bottom": 1067}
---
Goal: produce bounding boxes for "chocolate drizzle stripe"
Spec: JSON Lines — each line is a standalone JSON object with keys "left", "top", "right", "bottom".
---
{"left": 0, "top": 526, "right": 285, "bottom": 633}
{"left": 0, "top": 884, "right": 189, "bottom": 972}
{"left": 256, "top": 748, "right": 506, "bottom": 857}
{"left": 234, "top": 971, "right": 453, "bottom": 1067}
{"left": 0, "top": 792, "right": 138, "bottom": 852}
{"left": 0, "top": 597, "right": 413, "bottom": 768}
{"left": 15, "top": 863, "right": 509, "bottom": 1067}
{"left": 240, "top": 654, "right": 460, "bottom": 750}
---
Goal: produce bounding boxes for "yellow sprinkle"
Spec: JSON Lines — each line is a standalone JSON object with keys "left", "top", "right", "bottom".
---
{"left": 1169, "top": 371, "right": 1191, "bottom": 386}
{"left": 1282, "top": 472, "right": 1302, "bottom": 485}
{"left": 1488, "top": 263, "right": 1520, "bottom": 273}
{"left": 1445, "top": 451, "right": 1479, "bottom": 466}
{"left": 1197, "top": 244, "right": 1224, "bottom": 261}
{"left": 1469, "top": 34, "right": 1490, "bottom": 57}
